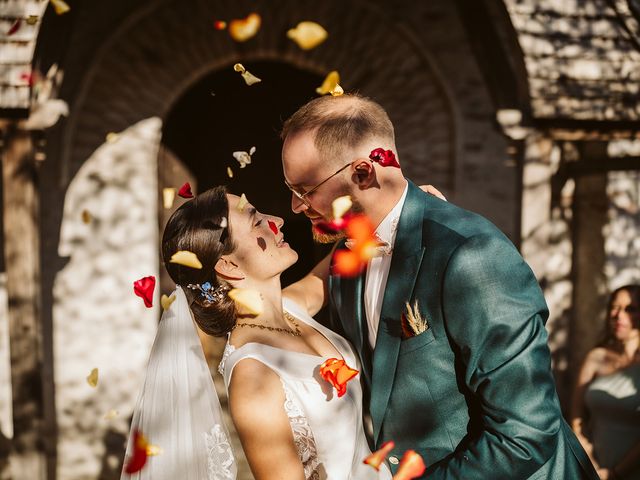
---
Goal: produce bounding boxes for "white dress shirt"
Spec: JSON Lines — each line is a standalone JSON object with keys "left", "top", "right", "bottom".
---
{"left": 364, "top": 183, "right": 408, "bottom": 349}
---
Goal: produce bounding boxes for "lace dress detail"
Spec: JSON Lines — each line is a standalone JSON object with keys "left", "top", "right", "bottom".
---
{"left": 203, "top": 424, "right": 235, "bottom": 480}
{"left": 218, "top": 342, "right": 236, "bottom": 375}
{"left": 281, "top": 379, "right": 321, "bottom": 480}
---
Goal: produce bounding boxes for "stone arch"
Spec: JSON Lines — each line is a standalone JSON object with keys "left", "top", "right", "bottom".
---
{"left": 59, "top": 0, "right": 459, "bottom": 193}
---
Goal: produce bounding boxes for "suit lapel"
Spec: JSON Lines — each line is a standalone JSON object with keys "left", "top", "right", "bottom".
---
{"left": 370, "top": 182, "right": 426, "bottom": 445}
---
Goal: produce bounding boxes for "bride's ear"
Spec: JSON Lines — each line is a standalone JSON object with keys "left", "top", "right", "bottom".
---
{"left": 214, "top": 257, "right": 245, "bottom": 281}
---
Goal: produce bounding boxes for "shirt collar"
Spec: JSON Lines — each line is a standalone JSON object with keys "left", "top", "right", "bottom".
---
{"left": 375, "top": 182, "right": 408, "bottom": 246}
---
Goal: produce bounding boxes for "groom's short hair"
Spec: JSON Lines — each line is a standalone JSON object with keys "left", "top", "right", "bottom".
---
{"left": 281, "top": 93, "right": 395, "bottom": 164}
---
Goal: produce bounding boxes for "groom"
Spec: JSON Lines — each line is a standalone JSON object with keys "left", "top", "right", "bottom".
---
{"left": 281, "top": 94, "right": 598, "bottom": 478}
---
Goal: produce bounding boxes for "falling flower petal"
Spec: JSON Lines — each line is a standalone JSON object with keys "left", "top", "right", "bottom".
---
{"left": 163, "top": 188, "right": 176, "bottom": 209}
{"left": 287, "top": 21, "right": 328, "bottom": 50}
{"left": 227, "top": 167, "right": 234, "bottom": 178}
{"left": 332, "top": 195, "right": 352, "bottom": 220}
{"left": 392, "top": 450, "right": 426, "bottom": 480}
{"left": 364, "top": 440, "right": 396, "bottom": 471}
{"left": 232, "top": 146, "right": 256, "bottom": 168}
{"left": 213, "top": 20, "right": 227, "bottom": 30}
{"left": 7, "top": 19, "right": 22, "bottom": 36}
{"left": 220, "top": 217, "right": 228, "bottom": 228}
{"left": 146, "top": 444, "right": 163, "bottom": 456}
{"left": 26, "top": 15, "right": 39, "bottom": 25}
{"left": 81, "top": 209, "right": 92, "bottom": 224}
{"left": 104, "top": 409, "right": 119, "bottom": 420}
{"left": 319, "top": 358, "right": 359, "bottom": 397}
{"left": 237, "top": 193, "right": 248, "bottom": 211}
{"left": 178, "top": 182, "right": 193, "bottom": 198}
{"left": 105, "top": 132, "right": 119, "bottom": 143}
{"left": 50, "top": 0, "right": 70, "bottom": 15}
{"left": 134, "top": 276, "right": 156, "bottom": 308}
{"left": 124, "top": 430, "right": 149, "bottom": 474}
{"left": 160, "top": 293, "right": 176, "bottom": 311}
{"left": 86, "top": 368, "right": 99, "bottom": 388}
{"left": 228, "top": 288, "right": 263, "bottom": 316}
{"left": 268, "top": 220, "right": 278, "bottom": 235}
{"left": 369, "top": 148, "right": 400, "bottom": 168}
{"left": 330, "top": 84, "right": 344, "bottom": 96}
{"left": 333, "top": 249, "right": 364, "bottom": 277}
{"left": 170, "top": 250, "right": 203, "bottom": 269}
{"left": 233, "top": 64, "right": 262, "bottom": 86}
{"left": 316, "top": 71, "right": 340, "bottom": 96}
{"left": 228, "top": 13, "right": 261, "bottom": 42}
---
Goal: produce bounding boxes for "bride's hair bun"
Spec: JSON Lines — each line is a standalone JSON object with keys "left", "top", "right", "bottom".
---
{"left": 161, "top": 186, "right": 237, "bottom": 336}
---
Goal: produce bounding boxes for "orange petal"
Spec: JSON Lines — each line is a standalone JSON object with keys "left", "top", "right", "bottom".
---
{"left": 392, "top": 450, "right": 426, "bottom": 480}
{"left": 364, "top": 440, "right": 396, "bottom": 471}
{"left": 334, "top": 250, "right": 365, "bottom": 277}
{"left": 124, "top": 430, "right": 149, "bottom": 473}
{"left": 50, "top": 0, "right": 70, "bottom": 15}
{"left": 81, "top": 209, "right": 92, "bottom": 224}
{"left": 228, "top": 13, "right": 261, "bottom": 42}
{"left": 335, "top": 363, "right": 359, "bottom": 385}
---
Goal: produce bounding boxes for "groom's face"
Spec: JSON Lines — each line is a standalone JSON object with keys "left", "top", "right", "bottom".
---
{"left": 282, "top": 130, "right": 352, "bottom": 242}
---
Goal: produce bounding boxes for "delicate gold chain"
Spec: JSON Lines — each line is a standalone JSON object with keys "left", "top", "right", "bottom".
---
{"left": 232, "top": 311, "right": 302, "bottom": 337}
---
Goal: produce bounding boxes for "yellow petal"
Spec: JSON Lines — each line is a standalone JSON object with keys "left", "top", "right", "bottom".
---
{"left": 316, "top": 71, "right": 340, "bottom": 95}
{"left": 332, "top": 195, "right": 352, "bottom": 220}
{"left": 81, "top": 209, "right": 92, "bottom": 224}
{"left": 86, "top": 368, "right": 98, "bottom": 388}
{"left": 241, "top": 70, "right": 262, "bottom": 86}
{"left": 146, "top": 444, "right": 163, "bottom": 456}
{"left": 237, "top": 193, "right": 248, "bottom": 212}
{"left": 104, "top": 409, "right": 119, "bottom": 420}
{"left": 163, "top": 188, "right": 176, "bottom": 209}
{"left": 26, "top": 15, "right": 39, "bottom": 25}
{"left": 287, "top": 21, "right": 328, "bottom": 50}
{"left": 105, "top": 132, "right": 119, "bottom": 143}
{"left": 233, "top": 63, "right": 246, "bottom": 73}
{"left": 228, "top": 288, "right": 264, "bottom": 316}
{"left": 330, "top": 84, "right": 344, "bottom": 96}
{"left": 161, "top": 293, "right": 176, "bottom": 311}
{"left": 228, "top": 13, "right": 261, "bottom": 42}
{"left": 227, "top": 167, "right": 234, "bottom": 178}
{"left": 50, "top": 0, "right": 70, "bottom": 15}
{"left": 169, "top": 250, "right": 203, "bottom": 269}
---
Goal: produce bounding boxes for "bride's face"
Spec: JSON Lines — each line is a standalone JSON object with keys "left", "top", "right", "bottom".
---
{"left": 224, "top": 194, "right": 298, "bottom": 281}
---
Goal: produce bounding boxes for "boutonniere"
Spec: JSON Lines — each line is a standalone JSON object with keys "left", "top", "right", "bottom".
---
{"left": 400, "top": 300, "right": 428, "bottom": 338}
{"left": 319, "top": 358, "right": 359, "bottom": 397}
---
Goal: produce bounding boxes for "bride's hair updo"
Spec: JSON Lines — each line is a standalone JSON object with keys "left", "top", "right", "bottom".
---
{"left": 162, "top": 186, "right": 238, "bottom": 336}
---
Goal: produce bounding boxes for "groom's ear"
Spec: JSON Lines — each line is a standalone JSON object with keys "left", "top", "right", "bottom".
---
{"left": 214, "top": 257, "right": 245, "bottom": 281}
{"left": 352, "top": 159, "right": 377, "bottom": 189}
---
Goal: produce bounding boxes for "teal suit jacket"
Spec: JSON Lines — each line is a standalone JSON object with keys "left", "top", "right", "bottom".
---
{"left": 329, "top": 181, "right": 598, "bottom": 479}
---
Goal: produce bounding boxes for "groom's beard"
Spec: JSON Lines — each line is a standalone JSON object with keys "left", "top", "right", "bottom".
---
{"left": 310, "top": 199, "right": 364, "bottom": 244}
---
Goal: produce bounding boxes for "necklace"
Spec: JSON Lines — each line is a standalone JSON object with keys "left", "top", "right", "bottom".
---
{"left": 233, "top": 311, "right": 302, "bottom": 337}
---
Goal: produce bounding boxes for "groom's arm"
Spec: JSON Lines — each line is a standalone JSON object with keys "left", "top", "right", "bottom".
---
{"left": 283, "top": 252, "right": 332, "bottom": 316}
{"left": 427, "top": 233, "right": 560, "bottom": 479}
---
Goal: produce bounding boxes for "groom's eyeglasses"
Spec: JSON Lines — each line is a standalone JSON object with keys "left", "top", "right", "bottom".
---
{"left": 284, "top": 161, "right": 353, "bottom": 208}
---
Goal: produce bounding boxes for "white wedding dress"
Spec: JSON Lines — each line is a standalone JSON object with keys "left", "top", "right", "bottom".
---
{"left": 220, "top": 297, "right": 391, "bottom": 480}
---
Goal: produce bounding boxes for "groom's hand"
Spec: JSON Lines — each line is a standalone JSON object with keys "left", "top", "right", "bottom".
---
{"left": 419, "top": 184, "right": 447, "bottom": 201}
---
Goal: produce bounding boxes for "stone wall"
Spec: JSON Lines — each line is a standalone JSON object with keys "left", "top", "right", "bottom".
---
{"left": 53, "top": 118, "right": 161, "bottom": 479}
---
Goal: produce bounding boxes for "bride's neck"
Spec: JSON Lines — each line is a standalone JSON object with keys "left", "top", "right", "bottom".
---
{"left": 235, "top": 277, "right": 288, "bottom": 328}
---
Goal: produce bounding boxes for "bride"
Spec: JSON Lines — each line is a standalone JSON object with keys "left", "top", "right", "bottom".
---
{"left": 122, "top": 186, "right": 392, "bottom": 479}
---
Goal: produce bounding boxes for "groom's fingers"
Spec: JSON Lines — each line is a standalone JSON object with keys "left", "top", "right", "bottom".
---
{"left": 419, "top": 184, "right": 447, "bottom": 201}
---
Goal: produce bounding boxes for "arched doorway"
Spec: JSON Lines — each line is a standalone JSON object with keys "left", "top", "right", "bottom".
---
{"left": 160, "top": 60, "right": 331, "bottom": 289}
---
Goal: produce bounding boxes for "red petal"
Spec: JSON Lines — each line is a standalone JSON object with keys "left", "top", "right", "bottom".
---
{"left": 369, "top": 148, "right": 400, "bottom": 168}
{"left": 124, "top": 430, "right": 149, "bottom": 473}
{"left": 364, "top": 440, "right": 396, "bottom": 471}
{"left": 392, "top": 450, "right": 426, "bottom": 480}
{"left": 213, "top": 20, "right": 227, "bottom": 30}
{"left": 268, "top": 220, "right": 278, "bottom": 235}
{"left": 133, "top": 276, "right": 156, "bottom": 308}
{"left": 7, "top": 19, "right": 22, "bottom": 36}
{"left": 177, "top": 182, "right": 193, "bottom": 198}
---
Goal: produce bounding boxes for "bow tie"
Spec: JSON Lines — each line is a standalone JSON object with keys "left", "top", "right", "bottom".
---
{"left": 344, "top": 235, "right": 393, "bottom": 257}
